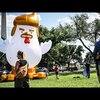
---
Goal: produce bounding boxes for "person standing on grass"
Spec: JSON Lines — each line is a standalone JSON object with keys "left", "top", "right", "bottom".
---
{"left": 54, "top": 64, "right": 59, "bottom": 79}
{"left": 14, "top": 50, "right": 30, "bottom": 88}
{"left": 83, "top": 58, "right": 90, "bottom": 79}
{"left": 86, "top": 62, "right": 90, "bottom": 78}
{"left": 84, "top": 62, "right": 90, "bottom": 78}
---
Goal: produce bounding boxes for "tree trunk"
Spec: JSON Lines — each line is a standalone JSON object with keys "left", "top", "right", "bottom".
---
{"left": 78, "top": 38, "right": 93, "bottom": 56}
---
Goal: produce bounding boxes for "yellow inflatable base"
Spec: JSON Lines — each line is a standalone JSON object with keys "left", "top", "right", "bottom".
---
{"left": 1, "top": 67, "right": 47, "bottom": 81}
{"left": 1, "top": 74, "right": 15, "bottom": 81}
{"left": 28, "top": 73, "right": 38, "bottom": 79}
{"left": 1, "top": 74, "right": 7, "bottom": 81}
{"left": 7, "top": 74, "right": 15, "bottom": 81}
{"left": 37, "top": 72, "right": 46, "bottom": 78}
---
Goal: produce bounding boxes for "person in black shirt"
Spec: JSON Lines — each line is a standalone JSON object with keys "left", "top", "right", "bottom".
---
{"left": 83, "top": 59, "right": 90, "bottom": 79}
{"left": 14, "top": 50, "right": 30, "bottom": 88}
{"left": 85, "top": 63, "right": 90, "bottom": 78}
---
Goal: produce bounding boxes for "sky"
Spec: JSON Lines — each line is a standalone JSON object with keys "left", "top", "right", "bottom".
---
{"left": 0, "top": 12, "right": 100, "bottom": 59}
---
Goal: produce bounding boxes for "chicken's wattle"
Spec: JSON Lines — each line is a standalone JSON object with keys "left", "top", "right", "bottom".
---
{"left": 24, "top": 37, "right": 30, "bottom": 44}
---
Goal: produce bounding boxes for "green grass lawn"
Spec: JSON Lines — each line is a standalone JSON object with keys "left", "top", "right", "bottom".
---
{"left": 0, "top": 72, "right": 100, "bottom": 88}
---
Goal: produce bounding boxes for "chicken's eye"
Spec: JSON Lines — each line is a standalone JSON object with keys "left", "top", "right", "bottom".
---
{"left": 21, "top": 30, "right": 24, "bottom": 33}
{"left": 19, "top": 28, "right": 25, "bottom": 33}
{"left": 29, "top": 29, "right": 34, "bottom": 34}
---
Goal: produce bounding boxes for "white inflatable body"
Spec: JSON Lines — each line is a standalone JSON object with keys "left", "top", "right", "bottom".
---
{"left": 6, "top": 25, "right": 42, "bottom": 68}
{"left": 6, "top": 25, "right": 52, "bottom": 68}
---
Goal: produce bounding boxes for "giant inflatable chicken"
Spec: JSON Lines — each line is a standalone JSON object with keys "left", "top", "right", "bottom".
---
{"left": 0, "top": 12, "right": 52, "bottom": 68}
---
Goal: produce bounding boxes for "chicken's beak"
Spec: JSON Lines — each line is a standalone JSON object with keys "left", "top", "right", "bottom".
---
{"left": 21, "top": 32, "right": 33, "bottom": 38}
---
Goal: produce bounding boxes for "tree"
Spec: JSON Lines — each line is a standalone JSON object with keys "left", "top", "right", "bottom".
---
{"left": 70, "top": 14, "right": 94, "bottom": 54}
{"left": 88, "top": 19, "right": 100, "bottom": 43}
{"left": 0, "top": 51, "right": 11, "bottom": 71}
{"left": 60, "top": 13, "right": 100, "bottom": 57}
{"left": 38, "top": 24, "right": 85, "bottom": 69}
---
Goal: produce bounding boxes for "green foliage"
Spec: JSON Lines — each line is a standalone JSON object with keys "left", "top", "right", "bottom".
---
{"left": 0, "top": 52, "right": 5, "bottom": 66}
{"left": 88, "top": 19, "right": 100, "bottom": 43}
{"left": 61, "top": 13, "right": 100, "bottom": 58}
{"left": 85, "top": 52, "right": 94, "bottom": 64}
{"left": 70, "top": 14, "right": 89, "bottom": 38}
{"left": 0, "top": 52, "right": 11, "bottom": 71}
{"left": 38, "top": 24, "right": 84, "bottom": 69}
